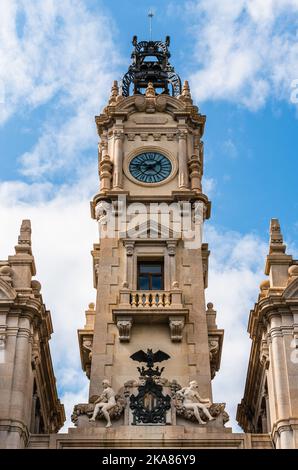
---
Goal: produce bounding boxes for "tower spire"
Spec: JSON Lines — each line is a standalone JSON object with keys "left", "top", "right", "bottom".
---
{"left": 268, "top": 218, "right": 286, "bottom": 254}
{"left": 148, "top": 9, "right": 154, "bottom": 40}
{"left": 15, "top": 219, "right": 32, "bottom": 255}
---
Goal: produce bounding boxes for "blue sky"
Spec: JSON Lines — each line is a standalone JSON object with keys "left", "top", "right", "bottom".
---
{"left": 1, "top": 0, "right": 298, "bottom": 430}
{"left": 1, "top": 0, "right": 298, "bottom": 238}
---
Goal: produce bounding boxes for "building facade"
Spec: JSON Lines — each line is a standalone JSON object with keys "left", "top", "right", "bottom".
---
{"left": 0, "top": 37, "right": 297, "bottom": 449}
{"left": 0, "top": 220, "right": 65, "bottom": 448}
{"left": 237, "top": 219, "right": 298, "bottom": 448}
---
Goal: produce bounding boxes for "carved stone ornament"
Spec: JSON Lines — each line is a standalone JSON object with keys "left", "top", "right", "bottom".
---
{"left": 209, "top": 338, "right": 219, "bottom": 379}
{"left": 18, "top": 219, "right": 31, "bottom": 245}
{"left": 99, "top": 155, "right": 113, "bottom": 176}
{"left": 174, "top": 400, "right": 230, "bottom": 426}
{"left": 124, "top": 240, "right": 135, "bottom": 256}
{"left": 169, "top": 317, "right": 184, "bottom": 342}
{"left": 95, "top": 201, "right": 112, "bottom": 225}
{"left": 0, "top": 333, "right": 6, "bottom": 350}
{"left": 177, "top": 129, "right": 187, "bottom": 140}
{"left": 166, "top": 240, "right": 177, "bottom": 256}
{"left": 82, "top": 337, "right": 93, "bottom": 359}
{"left": 260, "top": 339, "right": 270, "bottom": 369}
{"left": 71, "top": 394, "right": 125, "bottom": 426}
{"left": 117, "top": 318, "right": 133, "bottom": 342}
{"left": 72, "top": 380, "right": 125, "bottom": 427}
{"left": 113, "top": 129, "right": 124, "bottom": 140}
{"left": 269, "top": 218, "right": 286, "bottom": 254}
{"left": 0, "top": 266, "right": 14, "bottom": 285}
{"left": 173, "top": 383, "right": 229, "bottom": 426}
{"left": 134, "top": 83, "right": 167, "bottom": 114}
{"left": 192, "top": 201, "right": 204, "bottom": 223}
{"left": 108, "top": 80, "right": 119, "bottom": 105}
{"left": 178, "top": 80, "right": 193, "bottom": 104}
{"left": 94, "top": 263, "right": 100, "bottom": 276}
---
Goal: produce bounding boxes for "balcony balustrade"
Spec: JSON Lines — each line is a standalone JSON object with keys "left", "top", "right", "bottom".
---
{"left": 112, "top": 287, "right": 188, "bottom": 342}
{"left": 130, "top": 291, "right": 172, "bottom": 308}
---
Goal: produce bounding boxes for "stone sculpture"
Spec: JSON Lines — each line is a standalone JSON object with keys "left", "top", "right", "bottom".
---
{"left": 176, "top": 380, "right": 215, "bottom": 424}
{"left": 89, "top": 379, "right": 116, "bottom": 428}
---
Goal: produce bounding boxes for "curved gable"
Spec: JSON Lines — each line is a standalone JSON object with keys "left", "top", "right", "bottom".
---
{"left": 283, "top": 277, "right": 298, "bottom": 299}
{"left": 0, "top": 278, "right": 17, "bottom": 301}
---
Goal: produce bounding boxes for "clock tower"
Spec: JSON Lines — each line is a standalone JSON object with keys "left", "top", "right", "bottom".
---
{"left": 2, "top": 35, "right": 296, "bottom": 450}
{"left": 72, "top": 36, "right": 230, "bottom": 444}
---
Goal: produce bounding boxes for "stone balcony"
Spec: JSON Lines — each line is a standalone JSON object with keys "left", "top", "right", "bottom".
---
{"left": 112, "top": 287, "right": 188, "bottom": 342}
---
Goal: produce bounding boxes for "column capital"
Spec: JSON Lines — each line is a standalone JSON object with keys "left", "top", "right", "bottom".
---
{"left": 177, "top": 129, "right": 187, "bottom": 139}
{"left": 166, "top": 240, "right": 177, "bottom": 256}
{"left": 124, "top": 240, "right": 135, "bottom": 256}
{"left": 114, "top": 129, "right": 124, "bottom": 140}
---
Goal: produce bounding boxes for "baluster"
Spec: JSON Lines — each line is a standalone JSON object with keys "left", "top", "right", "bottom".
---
{"left": 164, "top": 293, "right": 171, "bottom": 307}
{"left": 131, "top": 293, "right": 137, "bottom": 307}
{"left": 144, "top": 293, "right": 150, "bottom": 308}
{"left": 157, "top": 292, "right": 163, "bottom": 308}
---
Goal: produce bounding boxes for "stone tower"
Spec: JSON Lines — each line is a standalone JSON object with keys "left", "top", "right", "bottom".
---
{"left": 0, "top": 221, "right": 65, "bottom": 449}
{"left": 73, "top": 36, "right": 229, "bottom": 445}
{"left": 2, "top": 36, "right": 297, "bottom": 451}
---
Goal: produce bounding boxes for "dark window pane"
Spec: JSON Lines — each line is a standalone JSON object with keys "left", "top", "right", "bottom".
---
{"left": 139, "top": 263, "right": 162, "bottom": 274}
{"left": 152, "top": 276, "right": 162, "bottom": 290}
{"left": 139, "top": 276, "right": 149, "bottom": 290}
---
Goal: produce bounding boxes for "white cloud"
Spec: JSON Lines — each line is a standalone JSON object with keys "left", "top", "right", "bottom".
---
{"left": 204, "top": 224, "right": 268, "bottom": 429}
{"left": 60, "top": 384, "right": 89, "bottom": 432}
{"left": 203, "top": 176, "right": 216, "bottom": 195}
{"left": 0, "top": 0, "right": 121, "bottom": 178}
{"left": 222, "top": 139, "right": 238, "bottom": 159}
{"left": 187, "top": 0, "right": 298, "bottom": 109}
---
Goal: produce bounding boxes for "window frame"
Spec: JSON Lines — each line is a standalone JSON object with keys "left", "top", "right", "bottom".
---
{"left": 137, "top": 259, "right": 164, "bottom": 291}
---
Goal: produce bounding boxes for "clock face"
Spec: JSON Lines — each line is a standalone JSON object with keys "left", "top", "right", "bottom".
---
{"left": 129, "top": 152, "right": 172, "bottom": 184}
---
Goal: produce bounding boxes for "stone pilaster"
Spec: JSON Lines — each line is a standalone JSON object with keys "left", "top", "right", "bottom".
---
{"left": 112, "top": 130, "right": 124, "bottom": 189}
{"left": 177, "top": 130, "right": 189, "bottom": 189}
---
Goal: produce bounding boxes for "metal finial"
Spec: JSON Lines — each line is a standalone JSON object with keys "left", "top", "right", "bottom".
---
{"left": 148, "top": 9, "right": 154, "bottom": 40}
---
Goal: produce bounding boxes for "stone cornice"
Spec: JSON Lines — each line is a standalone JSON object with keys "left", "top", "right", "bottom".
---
{"left": 95, "top": 94, "right": 206, "bottom": 136}
{"left": 90, "top": 191, "right": 211, "bottom": 220}
{"left": 265, "top": 253, "right": 292, "bottom": 275}
{"left": 0, "top": 419, "right": 30, "bottom": 446}
{"left": 0, "top": 293, "right": 54, "bottom": 339}
{"left": 248, "top": 293, "right": 298, "bottom": 339}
